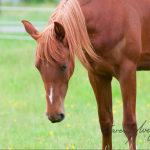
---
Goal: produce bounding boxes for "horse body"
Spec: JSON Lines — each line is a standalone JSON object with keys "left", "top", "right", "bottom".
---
{"left": 78, "top": 0, "right": 150, "bottom": 149}
{"left": 22, "top": 0, "right": 150, "bottom": 149}
{"left": 79, "top": 0, "right": 150, "bottom": 149}
{"left": 80, "top": 0, "right": 150, "bottom": 75}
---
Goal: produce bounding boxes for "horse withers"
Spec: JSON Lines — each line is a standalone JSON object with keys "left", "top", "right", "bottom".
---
{"left": 22, "top": 0, "right": 150, "bottom": 149}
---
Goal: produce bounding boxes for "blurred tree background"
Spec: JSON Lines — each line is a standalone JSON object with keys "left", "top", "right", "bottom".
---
{"left": 1, "top": 0, "right": 61, "bottom": 6}
{"left": 24, "top": 0, "right": 60, "bottom": 3}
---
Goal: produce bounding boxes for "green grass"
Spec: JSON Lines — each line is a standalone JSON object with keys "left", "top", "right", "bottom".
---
{"left": 1, "top": 2, "right": 150, "bottom": 149}
{"left": 0, "top": 38, "right": 150, "bottom": 149}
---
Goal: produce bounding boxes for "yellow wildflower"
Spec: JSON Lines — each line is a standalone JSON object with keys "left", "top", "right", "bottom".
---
{"left": 116, "top": 100, "right": 121, "bottom": 103}
{"left": 71, "top": 105, "right": 74, "bottom": 108}
{"left": 67, "top": 114, "right": 70, "bottom": 116}
{"left": 120, "top": 103, "right": 123, "bottom": 106}
{"left": 50, "top": 131, "right": 53, "bottom": 135}
{"left": 41, "top": 139, "right": 45, "bottom": 142}
{"left": 147, "top": 104, "right": 150, "bottom": 107}
{"left": 14, "top": 119, "right": 17, "bottom": 122}
{"left": 87, "top": 103, "right": 90, "bottom": 106}
{"left": 13, "top": 102, "right": 17, "bottom": 106}
{"left": 41, "top": 94, "right": 45, "bottom": 98}
{"left": 139, "top": 140, "right": 142, "bottom": 143}
{"left": 114, "top": 105, "right": 118, "bottom": 108}
{"left": 67, "top": 124, "right": 70, "bottom": 127}
{"left": 113, "top": 110, "right": 117, "bottom": 113}
{"left": 72, "top": 146, "right": 75, "bottom": 149}
{"left": 66, "top": 147, "right": 69, "bottom": 149}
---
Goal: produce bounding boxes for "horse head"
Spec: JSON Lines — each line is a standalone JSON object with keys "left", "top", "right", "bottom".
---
{"left": 22, "top": 20, "right": 74, "bottom": 123}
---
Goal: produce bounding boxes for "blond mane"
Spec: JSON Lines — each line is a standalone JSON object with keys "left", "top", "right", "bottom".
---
{"left": 36, "top": 0, "right": 100, "bottom": 71}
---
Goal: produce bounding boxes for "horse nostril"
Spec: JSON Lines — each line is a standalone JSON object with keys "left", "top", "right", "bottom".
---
{"left": 59, "top": 113, "right": 65, "bottom": 121}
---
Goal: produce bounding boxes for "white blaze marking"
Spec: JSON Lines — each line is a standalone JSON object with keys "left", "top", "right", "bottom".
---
{"left": 49, "top": 87, "right": 53, "bottom": 104}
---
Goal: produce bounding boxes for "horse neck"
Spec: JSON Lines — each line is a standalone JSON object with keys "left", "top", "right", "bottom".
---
{"left": 77, "top": 0, "right": 101, "bottom": 39}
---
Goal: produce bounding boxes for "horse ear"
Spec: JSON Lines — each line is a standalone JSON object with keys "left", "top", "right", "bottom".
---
{"left": 21, "top": 20, "right": 39, "bottom": 41}
{"left": 54, "top": 22, "right": 65, "bottom": 41}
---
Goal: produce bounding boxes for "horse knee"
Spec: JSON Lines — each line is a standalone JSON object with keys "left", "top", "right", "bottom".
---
{"left": 123, "top": 121, "right": 137, "bottom": 130}
{"left": 100, "top": 119, "right": 113, "bottom": 135}
{"left": 123, "top": 121, "right": 137, "bottom": 137}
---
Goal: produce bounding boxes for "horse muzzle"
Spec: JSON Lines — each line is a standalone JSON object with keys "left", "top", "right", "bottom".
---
{"left": 46, "top": 112, "right": 65, "bottom": 123}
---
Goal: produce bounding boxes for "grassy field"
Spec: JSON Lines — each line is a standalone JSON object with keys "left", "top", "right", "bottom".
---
{"left": 1, "top": 37, "right": 150, "bottom": 150}
{"left": 1, "top": 2, "right": 150, "bottom": 150}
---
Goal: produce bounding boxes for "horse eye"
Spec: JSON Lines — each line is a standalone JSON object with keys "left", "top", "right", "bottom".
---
{"left": 61, "top": 64, "right": 67, "bottom": 71}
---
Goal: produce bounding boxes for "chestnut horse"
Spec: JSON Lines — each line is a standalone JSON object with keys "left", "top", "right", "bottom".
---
{"left": 22, "top": 0, "right": 150, "bottom": 149}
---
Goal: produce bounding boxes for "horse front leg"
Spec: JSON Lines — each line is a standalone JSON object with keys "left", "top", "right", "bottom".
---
{"left": 88, "top": 73, "right": 113, "bottom": 150}
{"left": 119, "top": 60, "right": 137, "bottom": 150}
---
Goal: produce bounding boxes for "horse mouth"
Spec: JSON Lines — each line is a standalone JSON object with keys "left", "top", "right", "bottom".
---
{"left": 49, "top": 113, "right": 65, "bottom": 123}
{"left": 51, "top": 120, "right": 62, "bottom": 123}
{"left": 51, "top": 118, "right": 64, "bottom": 123}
